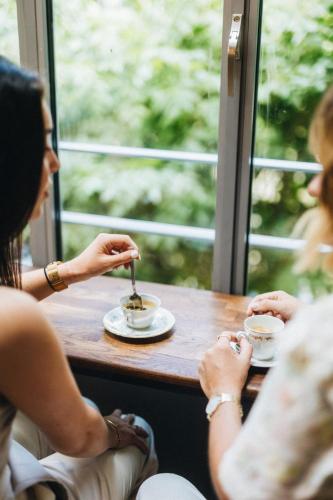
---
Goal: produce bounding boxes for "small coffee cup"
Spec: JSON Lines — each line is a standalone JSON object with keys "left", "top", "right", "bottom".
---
{"left": 238, "top": 314, "right": 284, "bottom": 361}
{"left": 120, "top": 293, "right": 161, "bottom": 329}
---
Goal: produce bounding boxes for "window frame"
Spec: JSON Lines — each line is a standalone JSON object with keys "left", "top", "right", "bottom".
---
{"left": 212, "top": 0, "right": 261, "bottom": 293}
{"left": 17, "top": 0, "right": 310, "bottom": 295}
{"left": 16, "top": 0, "right": 61, "bottom": 267}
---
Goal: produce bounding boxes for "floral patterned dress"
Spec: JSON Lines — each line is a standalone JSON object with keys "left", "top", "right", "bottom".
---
{"left": 220, "top": 296, "right": 333, "bottom": 500}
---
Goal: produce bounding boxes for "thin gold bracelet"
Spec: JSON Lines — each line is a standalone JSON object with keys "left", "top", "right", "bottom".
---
{"left": 104, "top": 417, "right": 121, "bottom": 448}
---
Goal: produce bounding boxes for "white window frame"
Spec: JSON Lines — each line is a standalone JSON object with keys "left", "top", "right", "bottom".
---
{"left": 16, "top": 0, "right": 58, "bottom": 267}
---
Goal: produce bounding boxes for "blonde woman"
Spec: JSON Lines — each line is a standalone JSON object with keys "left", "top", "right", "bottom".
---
{"left": 247, "top": 170, "right": 324, "bottom": 321}
{"left": 138, "top": 86, "right": 333, "bottom": 499}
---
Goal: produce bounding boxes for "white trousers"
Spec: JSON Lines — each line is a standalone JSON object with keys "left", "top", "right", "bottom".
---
{"left": 13, "top": 410, "right": 158, "bottom": 500}
{"left": 136, "top": 473, "right": 206, "bottom": 500}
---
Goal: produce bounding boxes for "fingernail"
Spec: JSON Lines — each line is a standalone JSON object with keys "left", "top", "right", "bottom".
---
{"left": 131, "top": 249, "right": 139, "bottom": 258}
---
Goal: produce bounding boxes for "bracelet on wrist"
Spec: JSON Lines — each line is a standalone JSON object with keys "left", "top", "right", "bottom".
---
{"left": 206, "top": 393, "right": 243, "bottom": 421}
{"left": 104, "top": 417, "right": 121, "bottom": 449}
{"left": 44, "top": 261, "right": 68, "bottom": 292}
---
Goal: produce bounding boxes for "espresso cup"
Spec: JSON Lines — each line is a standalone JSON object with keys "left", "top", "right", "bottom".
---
{"left": 120, "top": 293, "right": 161, "bottom": 329}
{"left": 238, "top": 314, "right": 284, "bottom": 361}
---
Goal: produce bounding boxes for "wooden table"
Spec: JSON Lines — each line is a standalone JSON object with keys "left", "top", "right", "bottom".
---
{"left": 40, "top": 276, "right": 265, "bottom": 399}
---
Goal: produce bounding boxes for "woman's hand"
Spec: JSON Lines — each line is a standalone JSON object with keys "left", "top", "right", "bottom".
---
{"left": 59, "top": 233, "right": 140, "bottom": 284}
{"left": 247, "top": 290, "right": 302, "bottom": 322}
{"left": 199, "top": 333, "right": 252, "bottom": 399}
{"left": 105, "top": 409, "right": 149, "bottom": 454}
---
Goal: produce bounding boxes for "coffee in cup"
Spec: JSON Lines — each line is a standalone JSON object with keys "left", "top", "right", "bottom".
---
{"left": 120, "top": 293, "right": 161, "bottom": 329}
{"left": 239, "top": 314, "right": 284, "bottom": 361}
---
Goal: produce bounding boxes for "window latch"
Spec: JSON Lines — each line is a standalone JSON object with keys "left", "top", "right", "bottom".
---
{"left": 228, "top": 13, "right": 243, "bottom": 97}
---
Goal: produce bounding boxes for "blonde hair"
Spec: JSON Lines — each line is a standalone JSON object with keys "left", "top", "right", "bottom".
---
{"left": 296, "top": 85, "right": 333, "bottom": 273}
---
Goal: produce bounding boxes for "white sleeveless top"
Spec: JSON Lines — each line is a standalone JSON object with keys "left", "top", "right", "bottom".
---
{"left": 0, "top": 394, "right": 17, "bottom": 499}
{"left": 0, "top": 395, "right": 58, "bottom": 500}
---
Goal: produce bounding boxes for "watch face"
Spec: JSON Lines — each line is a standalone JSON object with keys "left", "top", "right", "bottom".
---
{"left": 206, "top": 396, "right": 221, "bottom": 415}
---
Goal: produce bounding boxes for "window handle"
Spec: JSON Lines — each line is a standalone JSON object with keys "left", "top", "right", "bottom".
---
{"left": 228, "top": 13, "right": 243, "bottom": 97}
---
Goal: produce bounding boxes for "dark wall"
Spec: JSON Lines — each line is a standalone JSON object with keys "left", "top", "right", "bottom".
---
{"left": 75, "top": 372, "right": 216, "bottom": 499}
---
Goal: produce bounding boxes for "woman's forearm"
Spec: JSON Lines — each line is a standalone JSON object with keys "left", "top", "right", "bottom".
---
{"left": 22, "top": 263, "right": 73, "bottom": 301}
{"left": 21, "top": 233, "right": 141, "bottom": 300}
{"left": 198, "top": 336, "right": 252, "bottom": 499}
{"left": 22, "top": 269, "right": 55, "bottom": 300}
{"left": 209, "top": 403, "right": 242, "bottom": 500}
{"left": 53, "top": 405, "right": 113, "bottom": 458}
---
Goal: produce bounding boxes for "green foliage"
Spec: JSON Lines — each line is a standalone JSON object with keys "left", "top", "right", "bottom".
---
{"left": 63, "top": 223, "right": 213, "bottom": 288}
{"left": 0, "top": 1, "right": 20, "bottom": 63}
{"left": 60, "top": 153, "right": 216, "bottom": 226}
{"left": 54, "top": 0, "right": 333, "bottom": 296}
{"left": 3, "top": 0, "right": 331, "bottom": 295}
{"left": 55, "top": 0, "right": 221, "bottom": 289}
{"left": 249, "top": 0, "right": 333, "bottom": 296}
{"left": 54, "top": 0, "right": 221, "bottom": 151}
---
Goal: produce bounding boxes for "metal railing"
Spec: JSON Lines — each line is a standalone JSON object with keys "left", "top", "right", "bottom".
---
{"left": 59, "top": 140, "right": 322, "bottom": 174}
{"left": 59, "top": 141, "right": 322, "bottom": 251}
{"left": 61, "top": 210, "right": 306, "bottom": 251}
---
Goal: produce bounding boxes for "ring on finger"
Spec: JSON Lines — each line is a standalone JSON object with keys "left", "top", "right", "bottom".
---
{"left": 217, "top": 333, "right": 231, "bottom": 341}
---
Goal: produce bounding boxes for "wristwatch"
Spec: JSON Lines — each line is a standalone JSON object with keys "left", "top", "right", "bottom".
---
{"left": 205, "top": 393, "right": 243, "bottom": 421}
{"left": 44, "top": 261, "right": 68, "bottom": 292}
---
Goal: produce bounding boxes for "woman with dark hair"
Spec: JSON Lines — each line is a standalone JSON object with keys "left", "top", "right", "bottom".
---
{"left": 0, "top": 56, "right": 157, "bottom": 500}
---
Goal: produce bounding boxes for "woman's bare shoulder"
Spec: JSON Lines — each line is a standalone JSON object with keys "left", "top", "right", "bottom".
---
{"left": 0, "top": 287, "right": 39, "bottom": 344}
{"left": 0, "top": 286, "right": 36, "bottom": 309}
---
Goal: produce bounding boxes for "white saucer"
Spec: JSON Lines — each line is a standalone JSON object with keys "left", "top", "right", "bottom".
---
{"left": 230, "top": 342, "right": 276, "bottom": 367}
{"left": 250, "top": 357, "right": 276, "bottom": 368}
{"left": 103, "top": 306, "right": 175, "bottom": 339}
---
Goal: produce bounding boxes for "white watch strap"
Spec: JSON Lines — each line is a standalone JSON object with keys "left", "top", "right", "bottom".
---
{"left": 206, "top": 393, "right": 243, "bottom": 421}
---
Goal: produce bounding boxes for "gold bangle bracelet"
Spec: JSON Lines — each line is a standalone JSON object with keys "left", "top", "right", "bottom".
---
{"left": 44, "top": 261, "right": 68, "bottom": 292}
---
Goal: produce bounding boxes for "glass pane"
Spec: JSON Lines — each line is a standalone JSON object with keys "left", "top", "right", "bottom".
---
{"left": 0, "top": 1, "right": 20, "bottom": 63}
{"left": 60, "top": 152, "right": 216, "bottom": 228}
{"left": 54, "top": 0, "right": 222, "bottom": 288}
{"left": 247, "top": 0, "right": 333, "bottom": 298}
{"left": 63, "top": 223, "right": 213, "bottom": 288}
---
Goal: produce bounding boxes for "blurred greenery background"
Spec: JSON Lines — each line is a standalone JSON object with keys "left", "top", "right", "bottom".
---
{"left": 1, "top": 0, "right": 333, "bottom": 296}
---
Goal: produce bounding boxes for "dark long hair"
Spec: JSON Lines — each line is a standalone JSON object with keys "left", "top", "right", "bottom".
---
{"left": 0, "top": 56, "right": 44, "bottom": 288}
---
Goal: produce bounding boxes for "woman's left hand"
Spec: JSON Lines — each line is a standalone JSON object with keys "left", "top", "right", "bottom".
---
{"left": 199, "top": 332, "right": 253, "bottom": 399}
{"left": 59, "top": 233, "right": 140, "bottom": 284}
{"left": 105, "top": 409, "right": 149, "bottom": 454}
